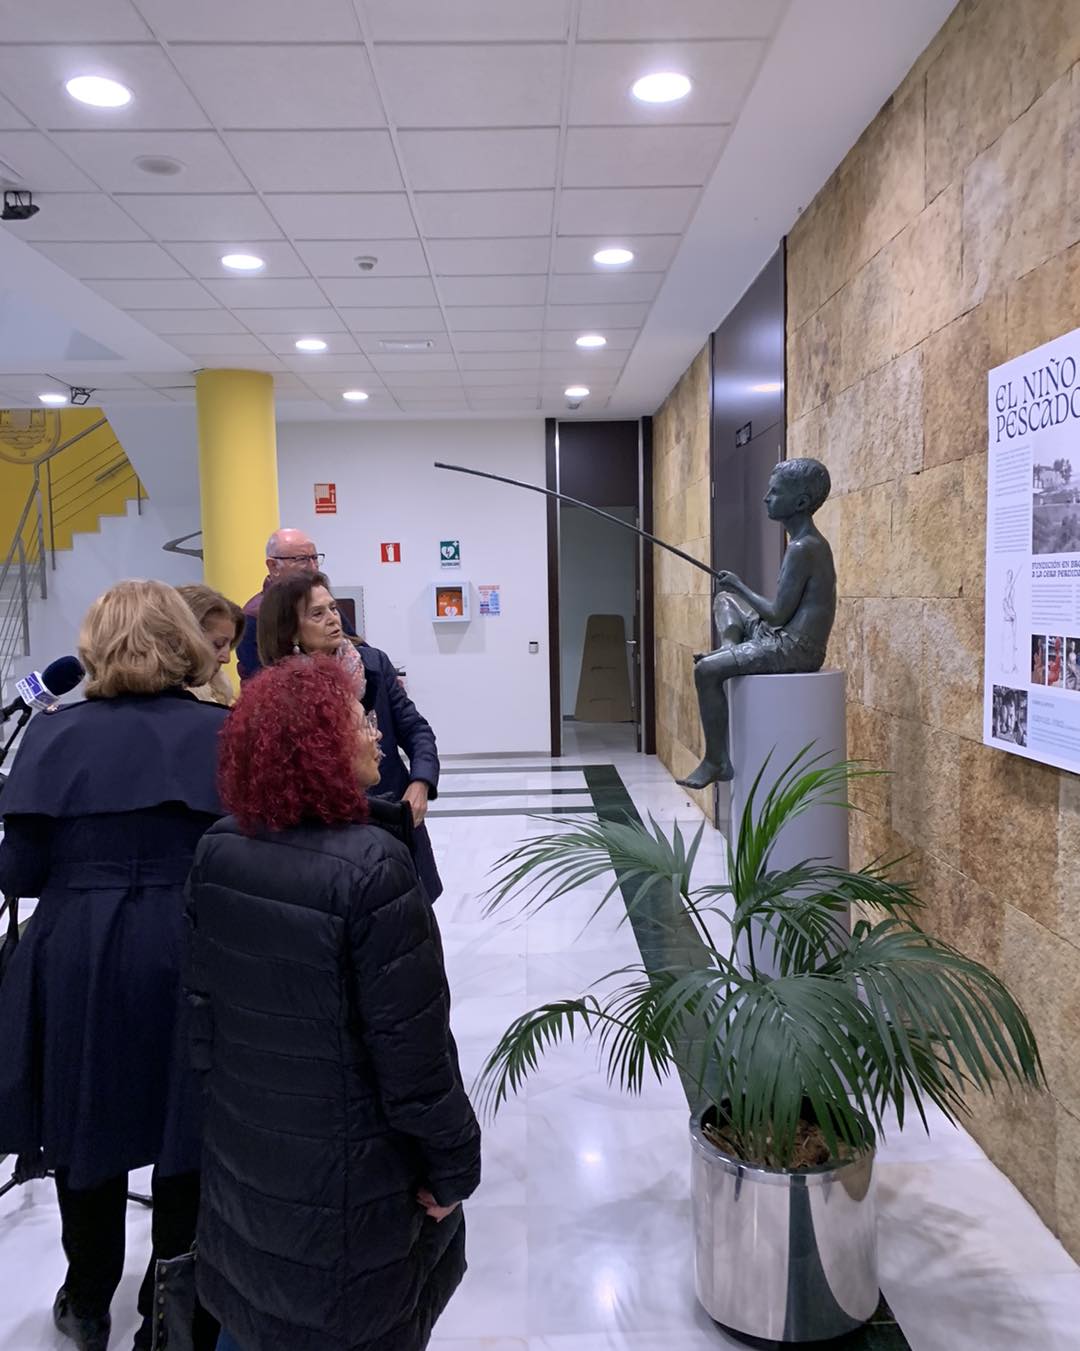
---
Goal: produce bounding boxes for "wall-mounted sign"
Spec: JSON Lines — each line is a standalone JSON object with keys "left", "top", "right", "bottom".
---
{"left": 380, "top": 542, "right": 401, "bottom": 564}
{"left": 440, "top": 539, "right": 461, "bottom": 568}
{"left": 985, "top": 326, "right": 1080, "bottom": 775}
{"left": 479, "top": 584, "right": 501, "bottom": 617}
{"left": 314, "top": 482, "right": 337, "bottom": 515}
{"left": 735, "top": 421, "right": 752, "bottom": 448}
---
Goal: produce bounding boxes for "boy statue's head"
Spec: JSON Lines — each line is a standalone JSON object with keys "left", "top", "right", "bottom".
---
{"left": 765, "top": 458, "right": 831, "bottom": 521}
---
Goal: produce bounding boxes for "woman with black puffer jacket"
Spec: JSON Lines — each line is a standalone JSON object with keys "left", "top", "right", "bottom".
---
{"left": 186, "top": 655, "right": 480, "bottom": 1351}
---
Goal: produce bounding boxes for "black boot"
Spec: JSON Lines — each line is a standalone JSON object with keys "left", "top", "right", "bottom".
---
{"left": 53, "top": 1288, "right": 111, "bottom": 1351}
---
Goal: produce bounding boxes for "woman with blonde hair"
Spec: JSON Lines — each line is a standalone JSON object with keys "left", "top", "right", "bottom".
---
{"left": 177, "top": 583, "right": 245, "bottom": 706}
{"left": 0, "top": 580, "right": 225, "bottom": 1351}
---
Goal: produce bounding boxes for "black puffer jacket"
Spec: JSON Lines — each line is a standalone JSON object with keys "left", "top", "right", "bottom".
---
{"left": 186, "top": 801, "right": 481, "bottom": 1351}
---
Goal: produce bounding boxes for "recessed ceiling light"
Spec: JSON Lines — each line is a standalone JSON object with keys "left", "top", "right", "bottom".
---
{"left": 38, "top": 392, "right": 68, "bottom": 405}
{"left": 631, "top": 71, "right": 692, "bottom": 104}
{"left": 576, "top": 334, "right": 607, "bottom": 349}
{"left": 593, "top": 247, "right": 634, "bottom": 267}
{"left": 221, "top": 253, "right": 265, "bottom": 272}
{"left": 751, "top": 382, "right": 783, "bottom": 393}
{"left": 295, "top": 338, "right": 327, "bottom": 352}
{"left": 65, "top": 75, "right": 132, "bottom": 108}
{"left": 134, "top": 154, "right": 183, "bottom": 177}
{"left": 342, "top": 390, "right": 369, "bottom": 402}
{"left": 565, "top": 386, "right": 590, "bottom": 399}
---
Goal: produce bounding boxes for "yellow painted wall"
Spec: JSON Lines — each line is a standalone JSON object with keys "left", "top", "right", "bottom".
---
{"left": 0, "top": 408, "right": 143, "bottom": 559}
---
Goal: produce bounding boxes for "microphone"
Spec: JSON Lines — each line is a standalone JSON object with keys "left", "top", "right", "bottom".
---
{"left": 2, "top": 656, "right": 84, "bottom": 721}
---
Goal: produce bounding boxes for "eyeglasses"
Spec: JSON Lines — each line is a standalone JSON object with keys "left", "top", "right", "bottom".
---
{"left": 271, "top": 552, "right": 325, "bottom": 566}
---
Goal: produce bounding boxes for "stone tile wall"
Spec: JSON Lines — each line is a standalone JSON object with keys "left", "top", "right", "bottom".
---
{"left": 787, "top": 0, "right": 1080, "bottom": 1257}
{"left": 652, "top": 344, "right": 713, "bottom": 819}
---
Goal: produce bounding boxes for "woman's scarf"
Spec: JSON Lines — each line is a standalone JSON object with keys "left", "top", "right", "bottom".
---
{"left": 336, "top": 638, "right": 367, "bottom": 700}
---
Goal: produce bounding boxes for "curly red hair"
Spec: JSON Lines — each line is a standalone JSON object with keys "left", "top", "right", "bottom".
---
{"left": 218, "top": 654, "right": 369, "bottom": 834}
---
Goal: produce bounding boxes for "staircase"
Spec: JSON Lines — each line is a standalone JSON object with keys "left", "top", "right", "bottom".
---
{"left": 0, "top": 414, "right": 144, "bottom": 704}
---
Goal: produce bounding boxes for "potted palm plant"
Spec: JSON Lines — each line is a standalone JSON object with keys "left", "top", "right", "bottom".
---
{"left": 476, "top": 751, "right": 1043, "bottom": 1344}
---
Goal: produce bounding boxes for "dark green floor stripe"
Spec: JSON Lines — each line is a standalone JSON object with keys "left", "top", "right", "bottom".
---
{"left": 580, "top": 763, "right": 910, "bottom": 1351}
{"left": 439, "top": 788, "right": 594, "bottom": 799}
{"left": 429, "top": 805, "right": 599, "bottom": 819}
{"left": 442, "top": 764, "right": 592, "bottom": 774}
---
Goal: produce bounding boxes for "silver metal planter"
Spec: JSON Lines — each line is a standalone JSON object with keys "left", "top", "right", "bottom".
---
{"left": 690, "top": 1114, "right": 878, "bottom": 1343}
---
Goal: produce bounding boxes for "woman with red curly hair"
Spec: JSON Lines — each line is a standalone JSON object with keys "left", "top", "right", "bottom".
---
{"left": 186, "top": 656, "right": 480, "bottom": 1351}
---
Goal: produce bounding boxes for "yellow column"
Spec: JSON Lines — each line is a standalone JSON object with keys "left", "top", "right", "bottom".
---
{"left": 195, "top": 369, "right": 279, "bottom": 606}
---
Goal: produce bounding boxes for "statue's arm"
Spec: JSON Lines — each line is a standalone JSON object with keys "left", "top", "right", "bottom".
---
{"left": 734, "top": 547, "right": 812, "bottom": 626}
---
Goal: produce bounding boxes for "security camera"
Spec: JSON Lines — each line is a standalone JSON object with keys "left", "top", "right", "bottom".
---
{"left": 355, "top": 255, "right": 378, "bottom": 271}
{"left": 564, "top": 385, "right": 589, "bottom": 412}
{"left": 565, "top": 395, "right": 583, "bottom": 411}
{"left": 1, "top": 190, "right": 39, "bottom": 222}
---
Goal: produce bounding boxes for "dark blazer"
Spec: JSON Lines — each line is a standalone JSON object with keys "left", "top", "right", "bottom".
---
{"left": 237, "top": 578, "right": 357, "bottom": 682}
{"left": 358, "top": 642, "right": 443, "bottom": 902}
{"left": 187, "top": 801, "right": 480, "bottom": 1351}
{"left": 0, "top": 690, "right": 226, "bottom": 1188}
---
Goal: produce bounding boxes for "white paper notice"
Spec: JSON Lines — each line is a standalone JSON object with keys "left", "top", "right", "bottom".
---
{"left": 986, "top": 330, "right": 1080, "bottom": 773}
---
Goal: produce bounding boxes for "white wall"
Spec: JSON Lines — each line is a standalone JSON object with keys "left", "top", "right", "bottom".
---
{"left": 559, "top": 505, "right": 637, "bottom": 715}
{"left": 276, "top": 419, "right": 550, "bottom": 756}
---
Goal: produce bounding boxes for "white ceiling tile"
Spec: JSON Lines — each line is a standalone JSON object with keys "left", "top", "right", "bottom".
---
{"left": 457, "top": 351, "right": 541, "bottom": 371}
{"left": 438, "top": 275, "right": 547, "bottom": 306}
{"left": 52, "top": 131, "right": 248, "bottom": 194}
{"left": 282, "top": 355, "right": 376, "bottom": 374}
{"left": 295, "top": 239, "right": 428, "bottom": 278}
{"left": 259, "top": 333, "right": 361, "bottom": 355}
{"left": 558, "top": 187, "right": 699, "bottom": 235}
{"left": 452, "top": 331, "right": 541, "bottom": 353}
{"left": 467, "top": 396, "right": 539, "bottom": 410}
{"left": 162, "top": 387, "right": 197, "bottom": 401}
{"left": 542, "top": 356, "right": 627, "bottom": 374}
{"left": 417, "top": 191, "right": 553, "bottom": 239}
{"left": 118, "top": 194, "right": 282, "bottom": 241}
{"left": 90, "top": 278, "right": 218, "bottom": 308}
{"left": 447, "top": 306, "right": 544, "bottom": 332}
{"left": 547, "top": 272, "right": 662, "bottom": 303}
{"left": 133, "top": 0, "right": 360, "bottom": 41}
{"left": 365, "top": 0, "right": 571, "bottom": 41}
{"left": 376, "top": 45, "right": 563, "bottom": 128}
{"left": 129, "top": 310, "right": 248, "bottom": 335}
{"left": 0, "top": 132, "right": 97, "bottom": 190}
{"left": 428, "top": 237, "right": 549, "bottom": 275}
{"left": 338, "top": 307, "right": 446, "bottom": 333}
{"left": 396, "top": 393, "right": 469, "bottom": 407}
{"left": 399, "top": 130, "right": 558, "bottom": 192}
{"left": 267, "top": 194, "right": 416, "bottom": 240}
{"left": 553, "top": 233, "right": 680, "bottom": 273}
{"left": 33, "top": 241, "right": 188, "bottom": 279}
{"left": 231, "top": 307, "right": 345, "bottom": 334}
{"left": 543, "top": 329, "right": 634, "bottom": 351}
{"left": 299, "top": 366, "right": 380, "bottom": 386}
{"left": 225, "top": 131, "right": 401, "bottom": 193}
{"left": 578, "top": 0, "right": 787, "bottom": 40}
{"left": 4, "top": 193, "right": 148, "bottom": 241}
{"left": 169, "top": 333, "right": 273, "bottom": 357}
{"left": 569, "top": 41, "right": 763, "bottom": 125}
{"left": 321, "top": 277, "right": 438, "bottom": 307}
{"left": 465, "top": 385, "right": 540, "bottom": 399}
{"left": 460, "top": 370, "right": 542, "bottom": 388}
{"left": 352, "top": 333, "right": 454, "bottom": 356}
{"left": 164, "top": 240, "right": 308, "bottom": 279}
{"left": 0, "top": 93, "right": 29, "bottom": 130}
{"left": 563, "top": 125, "right": 731, "bottom": 188}
{"left": 371, "top": 353, "right": 458, "bottom": 371}
{"left": 380, "top": 370, "right": 466, "bottom": 388}
{"left": 202, "top": 277, "right": 328, "bottom": 308}
{"left": 95, "top": 388, "right": 171, "bottom": 404}
{"left": 0, "top": 0, "right": 151, "bottom": 40}
{"left": 130, "top": 372, "right": 196, "bottom": 388}
{"left": 0, "top": 46, "right": 210, "bottom": 131}
{"left": 172, "top": 45, "right": 382, "bottom": 129}
{"left": 547, "top": 302, "right": 649, "bottom": 328}
{"left": 270, "top": 374, "right": 313, "bottom": 394}
{"left": 184, "top": 353, "right": 286, "bottom": 372}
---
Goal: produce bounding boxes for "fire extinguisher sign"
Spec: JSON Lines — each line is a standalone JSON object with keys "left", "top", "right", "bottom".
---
{"left": 380, "top": 542, "right": 401, "bottom": 564}
{"left": 314, "top": 482, "right": 337, "bottom": 515}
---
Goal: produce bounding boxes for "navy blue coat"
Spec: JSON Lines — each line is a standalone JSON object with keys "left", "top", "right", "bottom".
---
{"left": 188, "top": 802, "right": 480, "bottom": 1351}
{"left": 0, "top": 690, "right": 226, "bottom": 1188}
{"left": 358, "top": 643, "right": 443, "bottom": 902}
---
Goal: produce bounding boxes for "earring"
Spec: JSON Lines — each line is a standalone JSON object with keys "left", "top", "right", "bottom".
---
{"left": 292, "top": 642, "right": 301, "bottom": 655}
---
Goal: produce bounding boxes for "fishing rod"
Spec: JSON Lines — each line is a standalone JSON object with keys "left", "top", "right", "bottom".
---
{"left": 433, "top": 461, "right": 725, "bottom": 583}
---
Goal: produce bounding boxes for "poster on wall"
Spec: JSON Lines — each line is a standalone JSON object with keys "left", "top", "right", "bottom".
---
{"left": 985, "top": 329, "right": 1080, "bottom": 773}
{"left": 314, "top": 482, "right": 336, "bottom": 515}
{"left": 479, "top": 584, "right": 501, "bottom": 616}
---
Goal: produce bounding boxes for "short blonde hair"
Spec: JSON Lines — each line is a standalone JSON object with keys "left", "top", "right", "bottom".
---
{"left": 80, "top": 579, "right": 218, "bottom": 698}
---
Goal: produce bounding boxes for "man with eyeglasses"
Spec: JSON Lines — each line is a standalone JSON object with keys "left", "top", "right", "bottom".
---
{"left": 236, "top": 527, "right": 357, "bottom": 681}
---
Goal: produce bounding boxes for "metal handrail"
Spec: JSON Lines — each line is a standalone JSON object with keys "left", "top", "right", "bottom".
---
{"left": 163, "top": 530, "right": 204, "bottom": 560}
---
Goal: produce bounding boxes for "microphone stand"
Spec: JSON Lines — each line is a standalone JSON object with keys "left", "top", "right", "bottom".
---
{"left": 0, "top": 709, "right": 151, "bottom": 1211}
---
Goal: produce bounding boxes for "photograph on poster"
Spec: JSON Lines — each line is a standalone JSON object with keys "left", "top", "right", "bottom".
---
{"left": 992, "top": 685, "right": 1028, "bottom": 746}
{"left": 1067, "top": 637, "right": 1080, "bottom": 691}
{"left": 1033, "top": 455, "right": 1080, "bottom": 553}
{"left": 1000, "top": 566, "right": 1020, "bottom": 674}
{"left": 1031, "top": 635, "right": 1047, "bottom": 685}
{"left": 1048, "top": 636, "right": 1065, "bottom": 687}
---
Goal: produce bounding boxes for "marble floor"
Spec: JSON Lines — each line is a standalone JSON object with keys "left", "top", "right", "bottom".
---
{"left": 1, "top": 722, "right": 1078, "bottom": 1349}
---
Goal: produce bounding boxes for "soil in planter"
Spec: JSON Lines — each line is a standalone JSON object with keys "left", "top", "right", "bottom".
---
{"left": 703, "top": 1117, "right": 854, "bottom": 1170}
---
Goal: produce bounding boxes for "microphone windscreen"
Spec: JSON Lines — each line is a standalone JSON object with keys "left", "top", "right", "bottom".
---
{"left": 41, "top": 655, "right": 85, "bottom": 697}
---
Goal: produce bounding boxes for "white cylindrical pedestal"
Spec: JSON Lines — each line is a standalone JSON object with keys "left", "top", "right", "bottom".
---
{"left": 728, "top": 670, "right": 848, "bottom": 976}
